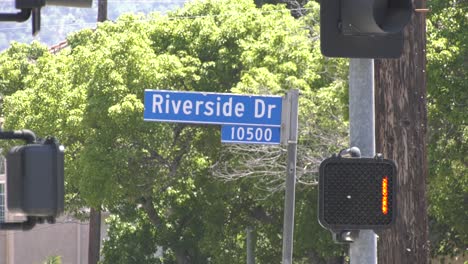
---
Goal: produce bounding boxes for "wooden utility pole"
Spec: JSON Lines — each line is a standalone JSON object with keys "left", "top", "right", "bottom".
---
{"left": 374, "top": 0, "right": 429, "bottom": 263}
{"left": 88, "top": 2, "right": 108, "bottom": 263}
{"left": 97, "top": 0, "right": 107, "bottom": 22}
{"left": 88, "top": 207, "right": 102, "bottom": 264}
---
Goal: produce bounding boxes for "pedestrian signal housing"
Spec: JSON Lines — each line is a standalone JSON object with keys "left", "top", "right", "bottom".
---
{"left": 318, "top": 156, "right": 396, "bottom": 230}
{"left": 7, "top": 137, "right": 64, "bottom": 217}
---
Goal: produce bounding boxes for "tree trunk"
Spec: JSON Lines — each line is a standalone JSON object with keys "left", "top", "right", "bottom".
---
{"left": 97, "top": 0, "right": 107, "bottom": 22}
{"left": 374, "top": 0, "right": 429, "bottom": 263}
{"left": 175, "top": 248, "right": 191, "bottom": 264}
{"left": 88, "top": 207, "right": 101, "bottom": 264}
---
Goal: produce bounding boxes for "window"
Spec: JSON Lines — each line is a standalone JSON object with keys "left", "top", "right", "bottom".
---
{"left": 0, "top": 183, "right": 4, "bottom": 222}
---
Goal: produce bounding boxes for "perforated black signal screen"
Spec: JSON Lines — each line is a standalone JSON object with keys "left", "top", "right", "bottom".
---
{"left": 318, "top": 157, "right": 396, "bottom": 230}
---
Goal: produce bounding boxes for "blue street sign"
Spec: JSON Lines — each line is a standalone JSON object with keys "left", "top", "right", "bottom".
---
{"left": 144, "top": 90, "right": 282, "bottom": 126}
{"left": 221, "top": 125, "right": 281, "bottom": 144}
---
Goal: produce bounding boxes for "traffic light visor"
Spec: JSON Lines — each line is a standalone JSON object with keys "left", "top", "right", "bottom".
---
{"left": 320, "top": 0, "right": 412, "bottom": 57}
{"left": 341, "top": 0, "right": 412, "bottom": 35}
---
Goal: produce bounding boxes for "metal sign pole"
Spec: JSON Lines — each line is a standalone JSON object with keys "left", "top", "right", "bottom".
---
{"left": 247, "top": 226, "right": 255, "bottom": 264}
{"left": 349, "top": 58, "right": 377, "bottom": 263}
{"left": 281, "top": 89, "right": 299, "bottom": 264}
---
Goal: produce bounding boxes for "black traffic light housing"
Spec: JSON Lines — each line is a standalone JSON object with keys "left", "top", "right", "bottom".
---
{"left": 0, "top": 130, "right": 64, "bottom": 231}
{"left": 318, "top": 153, "right": 396, "bottom": 234}
{"left": 0, "top": 0, "right": 92, "bottom": 35}
{"left": 320, "top": 0, "right": 413, "bottom": 58}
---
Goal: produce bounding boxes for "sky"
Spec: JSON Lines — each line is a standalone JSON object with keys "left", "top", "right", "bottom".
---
{"left": 0, "top": 0, "right": 187, "bottom": 51}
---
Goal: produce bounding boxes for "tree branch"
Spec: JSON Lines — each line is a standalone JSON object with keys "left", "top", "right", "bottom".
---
{"left": 141, "top": 196, "right": 163, "bottom": 228}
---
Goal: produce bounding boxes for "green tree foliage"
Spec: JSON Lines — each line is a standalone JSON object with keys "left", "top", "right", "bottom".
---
{"left": 426, "top": 0, "right": 467, "bottom": 257}
{"left": 0, "top": 42, "right": 50, "bottom": 97}
{"left": 0, "top": 0, "right": 348, "bottom": 262}
{"left": 42, "top": 255, "right": 62, "bottom": 264}
{"left": 102, "top": 214, "right": 161, "bottom": 263}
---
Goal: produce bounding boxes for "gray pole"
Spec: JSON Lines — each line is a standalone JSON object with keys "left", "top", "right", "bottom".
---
{"left": 281, "top": 89, "right": 299, "bottom": 264}
{"left": 348, "top": 58, "right": 377, "bottom": 263}
{"left": 247, "top": 226, "right": 255, "bottom": 264}
{"left": 97, "top": 0, "right": 107, "bottom": 22}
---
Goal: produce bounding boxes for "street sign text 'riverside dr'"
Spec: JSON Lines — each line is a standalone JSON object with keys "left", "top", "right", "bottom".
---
{"left": 143, "top": 90, "right": 283, "bottom": 144}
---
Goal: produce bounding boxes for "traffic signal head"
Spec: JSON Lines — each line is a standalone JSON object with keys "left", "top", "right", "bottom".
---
{"left": 320, "top": 0, "right": 412, "bottom": 58}
{"left": 6, "top": 138, "right": 64, "bottom": 217}
{"left": 318, "top": 156, "right": 396, "bottom": 230}
{"left": 11, "top": 0, "right": 92, "bottom": 35}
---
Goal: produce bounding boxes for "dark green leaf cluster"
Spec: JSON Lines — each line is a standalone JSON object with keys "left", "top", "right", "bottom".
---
{"left": 426, "top": 0, "right": 468, "bottom": 257}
